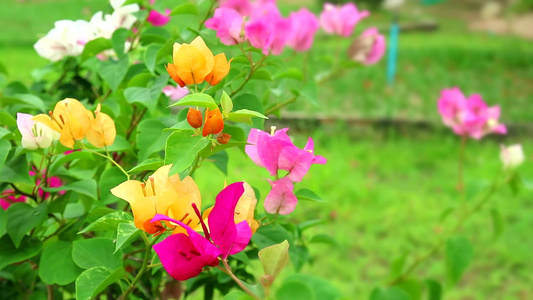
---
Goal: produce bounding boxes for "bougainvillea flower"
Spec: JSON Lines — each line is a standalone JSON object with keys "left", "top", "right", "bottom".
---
{"left": 187, "top": 108, "right": 203, "bottom": 129}
{"left": 245, "top": 15, "right": 292, "bottom": 55}
{"left": 147, "top": 9, "right": 171, "bottom": 26}
{"left": 0, "top": 190, "right": 26, "bottom": 211}
{"left": 218, "top": 0, "right": 253, "bottom": 16}
{"left": 29, "top": 170, "right": 65, "bottom": 199}
{"left": 265, "top": 177, "right": 297, "bottom": 215}
{"left": 86, "top": 104, "right": 116, "bottom": 148}
{"left": 319, "top": 3, "right": 369, "bottom": 37}
{"left": 500, "top": 144, "right": 525, "bottom": 170}
{"left": 234, "top": 182, "right": 260, "bottom": 233}
{"left": 34, "top": 20, "right": 94, "bottom": 62}
{"left": 202, "top": 108, "right": 224, "bottom": 137}
{"left": 216, "top": 133, "right": 231, "bottom": 145}
{"left": 246, "top": 127, "right": 326, "bottom": 180}
{"left": 438, "top": 88, "right": 506, "bottom": 139}
{"left": 286, "top": 8, "right": 319, "bottom": 52}
{"left": 17, "top": 113, "right": 59, "bottom": 150}
{"left": 205, "top": 54, "right": 232, "bottom": 86}
{"left": 205, "top": 8, "right": 245, "bottom": 46}
{"left": 163, "top": 85, "right": 189, "bottom": 101}
{"left": 348, "top": 27, "right": 386, "bottom": 65}
{"left": 167, "top": 37, "right": 215, "bottom": 86}
{"left": 111, "top": 165, "right": 201, "bottom": 235}
{"left": 33, "top": 98, "right": 94, "bottom": 148}
{"left": 152, "top": 215, "right": 221, "bottom": 281}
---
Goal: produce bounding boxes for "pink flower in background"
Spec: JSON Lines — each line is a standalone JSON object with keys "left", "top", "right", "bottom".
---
{"left": 245, "top": 15, "right": 292, "bottom": 55}
{"left": 438, "top": 88, "right": 507, "bottom": 139}
{"left": 205, "top": 8, "right": 245, "bottom": 45}
{"left": 29, "top": 170, "right": 65, "bottom": 199}
{"left": 265, "top": 177, "right": 297, "bottom": 215}
{"left": 218, "top": 0, "right": 253, "bottom": 16}
{"left": 348, "top": 27, "right": 386, "bottom": 65}
{"left": 0, "top": 191, "right": 26, "bottom": 210}
{"left": 151, "top": 183, "right": 251, "bottom": 280}
{"left": 162, "top": 85, "right": 189, "bottom": 101}
{"left": 319, "top": 2, "right": 369, "bottom": 37}
{"left": 147, "top": 9, "right": 171, "bottom": 26}
{"left": 286, "top": 8, "right": 319, "bottom": 52}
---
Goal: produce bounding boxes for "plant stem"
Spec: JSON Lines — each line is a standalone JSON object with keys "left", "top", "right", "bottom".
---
{"left": 457, "top": 135, "right": 467, "bottom": 193}
{"left": 121, "top": 235, "right": 160, "bottom": 299}
{"left": 189, "top": 153, "right": 201, "bottom": 177}
{"left": 80, "top": 144, "right": 130, "bottom": 180}
{"left": 197, "top": 0, "right": 217, "bottom": 31}
{"left": 218, "top": 260, "right": 260, "bottom": 300}
{"left": 265, "top": 96, "right": 297, "bottom": 115}
{"left": 229, "top": 55, "right": 267, "bottom": 98}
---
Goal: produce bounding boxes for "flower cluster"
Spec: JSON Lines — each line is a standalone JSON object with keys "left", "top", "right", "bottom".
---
{"left": 438, "top": 87, "right": 507, "bottom": 139}
{"left": 34, "top": 0, "right": 139, "bottom": 61}
{"left": 30, "top": 98, "right": 116, "bottom": 149}
{"left": 111, "top": 165, "right": 258, "bottom": 280}
{"left": 246, "top": 127, "right": 326, "bottom": 214}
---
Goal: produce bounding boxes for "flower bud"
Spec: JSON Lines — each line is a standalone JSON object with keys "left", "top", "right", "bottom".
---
{"left": 216, "top": 133, "right": 231, "bottom": 144}
{"left": 187, "top": 108, "right": 203, "bottom": 129}
{"left": 202, "top": 108, "right": 224, "bottom": 137}
{"left": 500, "top": 144, "right": 525, "bottom": 170}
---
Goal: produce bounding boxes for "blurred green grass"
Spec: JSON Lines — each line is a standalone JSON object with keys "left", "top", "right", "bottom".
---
{"left": 1, "top": 0, "right": 533, "bottom": 299}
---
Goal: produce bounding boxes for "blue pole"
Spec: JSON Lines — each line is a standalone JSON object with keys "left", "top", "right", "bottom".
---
{"left": 387, "top": 20, "right": 399, "bottom": 85}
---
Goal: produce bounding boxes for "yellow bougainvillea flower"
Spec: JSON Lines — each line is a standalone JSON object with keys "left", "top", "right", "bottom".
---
{"left": 203, "top": 182, "right": 259, "bottom": 234}
{"left": 86, "top": 104, "right": 116, "bottom": 148}
{"left": 167, "top": 36, "right": 231, "bottom": 87}
{"left": 110, "top": 165, "right": 202, "bottom": 235}
{"left": 205, "top": 53, "right": 232, "bottom": 86}
{"left": 33, "top": 98, "right": 93, "bottom": 148}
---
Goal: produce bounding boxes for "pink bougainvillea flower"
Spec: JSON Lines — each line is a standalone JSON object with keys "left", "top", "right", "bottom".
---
{"left": 17, "top": 113, "right": 60, "bottom": 150}
{"left": 245, "top": 14, "right": 292, "bottom": 55}
{"left": 218, "top": 0, "right": 253, "bottom": 16}
{"left": 286, "top": 8, "right": 319, "bottom": 52}
{"left": 348, "top": 27, "right": 386, "bottom": 65}
{"left": 265, "top": 177, "right": 297, "bottom": 215}
{"left": 205, "top": 8, "right": 245, "bottom": 46}
{"left": 246, "top": 127, "right": 327, "bottom": 180}
{"left": 162, "top": 85, "right": 189, "bottom": 101}
{"left": 0, "top": 190, "right": 26, "bottom": 210}
{"left": 319, "top": 2, "right": 369, "bottom": 37}
{"left": 152, "top": 215, "right": 221, "bottom": 281}
{"left": 151, "top": 182, "right": 251, "bottom": 280}
{"left": 147, "top": 9, "right": 171, "bottom": 26}
{"left": 29, "top": 170, "right": 65, "bottom": 199}
{"left": 438, "top": 88, "right": 506, "bottom": 139}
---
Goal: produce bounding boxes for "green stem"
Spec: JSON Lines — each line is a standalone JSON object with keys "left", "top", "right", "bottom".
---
{"left": 229, "top": 55, "right": 267, "bottom": 98}
{"left": 80, "top": 144, "right": 130, "bottom": 180}
{"left": 197, "top": 0, "right": 217, "bottom": 31}
{"left": 189, "top": 154, "right": 201, "bottom": 177}
{"left": 218, "top": 260, "right": 260, "bottom": 300}
{"left": 121, "top": 235, "right": 160, "bottom": 299}
{"left": 265, "top": 96, "right": 297, "bottom": 115}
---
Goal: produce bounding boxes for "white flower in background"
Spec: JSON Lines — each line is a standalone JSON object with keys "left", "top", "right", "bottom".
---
{"left": 17, "top": 113, "right": 60, "bottom": 150}
{"left": 382, "top": 0, "right": 406, "bottom": 10}
{"left": 34, "top": 20, "right": 95, "bottom": 61}
{"left": 500, "top": 144, "right": 525, "bottom": 170}
{"left": 91, "top": 0, "right": 140, "bottom": 39}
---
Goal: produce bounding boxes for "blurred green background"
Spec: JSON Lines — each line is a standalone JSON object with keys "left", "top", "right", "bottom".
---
{"left": 1, "top": 0, "right": 532, "bottom": 299}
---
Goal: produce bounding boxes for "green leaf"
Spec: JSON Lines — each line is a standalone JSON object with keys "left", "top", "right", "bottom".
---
{"left": 49, "top": 151, "right": 95, "bottom": 173}
{"left": 164, "top": 129, "right": 210, "bottom": 175}
{"left": 7, "top": 203, "right": 47, "bottom": 248}
{"left": 258, "top": 240, "right": 289, "bottom": 280}
{"left": 169, "top": 3, "right": 198, "bottom": 16}
{"left": 115, "top": 222, "right": 139, "bottom": 253}
{"left": 0, "top": 139, "right": 11, "bottom": 170}
{"left": 370, "top": 287, "right": 412, "bottom": 300}
{"left": 388, "top": 253, "right": 408, "bottom": 281}
{"left": 209, "top": 151, "right": 228, "bottom": 175}
{"left": 283, "top": 274, "right": 341, "bottom": 300}
{"left": 227, "top": 109, "right": 268, "bottom": 125}
{"left": 128, "top": 158, "right": 164, "bottom": 173}
{"left": 72, "top": 238, "right": 123, "bottom": 270}
{"left": 0, "top": 153, "right": 32, "bottom": 185}
{"left": 140, "top": 26, "right": 171, "bottom": 44}
{"left": 309, "top": 234, "right": 337, "bottom": 246}
{"left": 0, "top": 209, "right": 5, "bottom": 238}
{"left": 98, "top": 55, "right": 129, "bottom": 90}
{"left": 223, "top": 291, "right": 255, "bottom": 300}
{"left": 137, "top": 118, "right": 170, "bottom": 161}
{"left": 490, "top": 208, "right": 505, "bottom": 241}
{"left": 1, "top": 94, "right": 45, "bottom": 111}
{"left": 124, "top": 74, "right": 168, "bottom": 113}
{"left": 276, "top": 279, "right": 315, "bottom": 300}
{"left": 294, "top": 188, "right": 325, "bottom": 203}
{"left": 425, "top": 279, "right": 442, "bottom": 300}
{"left": 78, "top": 212, "right": 133, "bottom": 234}
{"left": 445, "top": 236, "right": 473, "bottom": 285}
{"left": 0, "top": 235, "right": 42, "bottom": 270}
{"left": 75, "top": 267, "right": 124, "bottom": 300}
{"left": 251, "top": 69, "right": 272, "bottom": 81}
{"left": 394, "top": 278, "right": 422, "bottom": 300}
{"left": 0, "top": 109, "right": 17, "bottom": 126}
{"left": 168, "top": 93, "right": 218, "bottom": 109}
{"left": 111, "top": 28, "right": 129, "bottom": 57}
{"left": 220, "top": 91, "right": 233, "bottom": 117}
{"left": 39, "top": 240, "right": 83, "bottom": 285}
{"left": 144, "top": 44, "right": 162, "bottom": 74}
{"left": 82, "top": 38, "right": 112, "bottom": 61}
{"left": 45, "top": 179, "right": 97, "bottom": 200}
{"left": 99, "top": 168, "right": 127, "bottom": 205}
{"left": 274, "top": 68, "right": 304, "bottom": 81}
{"left": 252, "top": 224, "right": 293, "bottom": 250}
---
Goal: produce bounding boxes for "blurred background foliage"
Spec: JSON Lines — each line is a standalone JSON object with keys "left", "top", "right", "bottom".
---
{"left": 1, "top": 0, "right": 532, "bottom": 299}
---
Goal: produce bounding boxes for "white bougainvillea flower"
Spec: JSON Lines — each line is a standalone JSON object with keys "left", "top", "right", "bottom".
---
{"left": 90, "top": 0, "right": 139, "bottom": 39}
{"left": 34, "top": 20, "right": 95, "bottom": 61}
{"left": 17, "top": 113, "right": 60, "bottom": 150}
{"left": 500, "top": 144, "right": 525, "bottom": 170}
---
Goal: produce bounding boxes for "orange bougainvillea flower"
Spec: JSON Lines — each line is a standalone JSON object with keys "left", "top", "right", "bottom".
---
{"left": 187, "top": 108, "right": 203, "bottom": 129}
{"left": 110, "top": 165, "right": 202, "bottom": 235}
{"left": 205, "top": 53, "right": 232, "bottom": 86}
{"left": 166, "top": 36, "right": 231, "bottom": 87}
{"left": 86, "top": 104, "right": 116, "bottom": 148}
{"left": 33, "top": 98, "right": 93, "bottom": 148}
{"left": 202, "top": 108, "right": 224, "bottom": 137}
{"left": 216, "top": 133, "right": 231, "bottom": 144}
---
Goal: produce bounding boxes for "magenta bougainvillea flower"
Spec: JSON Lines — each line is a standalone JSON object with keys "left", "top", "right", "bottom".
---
{"left": 319, "top": 2, "right": 369, "bottom": 37}
{"left": 205, "top": 8, "right": 245, "bottom": 46}
{"left": 245, "top": 14, "right": 291, "bottom": 55}
{"left": 29, "top": 170, "right": 65, "bottom": 199}
{"left": 286, "top": 8, "right": 319, "bottom": 52}
{"left": 349, "top": 27, "right": 386, "bottom": 65}
{"left": 151, "top": 182, "right": 252, "bottom": 280}
{"left": 147, "top": 0, "right": 171, "bottom": 27}
{"left": 438, "top": 88, "right": 507, "bottom": 139}
{"left": 0, "top": 191, "right": 26, "bottom": 210}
